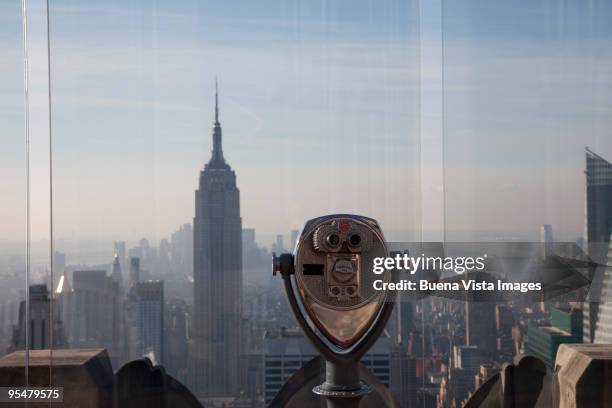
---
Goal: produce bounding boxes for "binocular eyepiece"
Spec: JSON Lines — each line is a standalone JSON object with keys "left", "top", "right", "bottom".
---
{"left": 312, "top": 221, "right": 372, "bottom": 254}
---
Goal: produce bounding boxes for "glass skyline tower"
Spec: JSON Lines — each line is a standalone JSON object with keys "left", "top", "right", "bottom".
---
{"left": 189, "top": 84, "right": 243, "bottom": 397}
{"left": 585, "top": 147, "right": 612, "bottom": 260}
{"left": 583, "top": 148, "right": 612, "bottom": 343}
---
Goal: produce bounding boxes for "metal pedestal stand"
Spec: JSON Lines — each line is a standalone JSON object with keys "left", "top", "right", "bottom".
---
{"left": 313, "top": 360, "right": 372, "bottom": 408}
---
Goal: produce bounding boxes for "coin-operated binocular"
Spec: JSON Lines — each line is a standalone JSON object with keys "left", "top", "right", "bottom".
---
{"left": 273, "top": 214, "right": 394, "bottom": 408}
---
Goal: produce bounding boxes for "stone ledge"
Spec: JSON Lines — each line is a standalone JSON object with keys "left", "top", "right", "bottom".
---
{"left": 0, "top": 349, "right": 201, "bottom": 408}
{"left": 555, "top": 344, "right": 612, "bottom": 408}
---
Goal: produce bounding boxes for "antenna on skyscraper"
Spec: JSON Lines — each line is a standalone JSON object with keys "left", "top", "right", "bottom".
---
{"left": 215, "top": 77, "right": 219, "bottom": 124}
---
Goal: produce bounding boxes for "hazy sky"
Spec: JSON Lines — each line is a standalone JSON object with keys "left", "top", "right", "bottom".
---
{"left": 441, "top": 0, "right": 612, "bottom": 240}
{"left": 1, "top": 0, "right": 611, "bottom": 248}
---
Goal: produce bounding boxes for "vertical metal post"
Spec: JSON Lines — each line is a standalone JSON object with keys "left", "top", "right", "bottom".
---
{"left": 313, "top": 359, "right": 372, "bottom": 408}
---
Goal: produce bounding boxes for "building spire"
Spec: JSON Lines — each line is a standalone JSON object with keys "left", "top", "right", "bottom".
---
{"left": 215, "top": 77, "right": 219, "bottom": 124}
{"left": 209, "top": 78, "right": 225, "bottom": 166}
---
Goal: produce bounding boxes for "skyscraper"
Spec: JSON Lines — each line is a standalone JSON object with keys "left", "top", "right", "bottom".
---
{"left": 66, "top": 270, "right": 121, "bottom": 364}
{"left": 164, "top": 299, "right": 189, "bottom": 378}
{"left": 389, "top": 346, "right": 417, "bottom": 408}
{"left": 585, "top": 148, "right": 612, "bottom": 261}
{"left": 129, "top": 257, "right": 140, "bottom": 286}
{"left": 540, "top": 224, "right": 553, "bottom": 259}
{"left": 449, "top": 345, "right": 486, "bottom": 404}
{"left": 126, "top": 280, "right": 164, "bottom": 365}
{"left": 273, "top": 234, "right": 284, "bottom": 253}
{"left": 190, "top": 83, "right": 243, "bottom": 397}
{"left": 111, "top": 254, "right": 123, "bottom": 284}
{"left": 170, "top": 223, "right": 194, "bottom": 277}
{"left": 242, "top": 228, "right": 256, "bottom": 253}
{"left": 583, "top": 148, "right": 612, "bottom": 343}
{"left": 9, "top": 285, "right": 67, "bottom": 352}
{"left": 495, "top": 305, "right": 515, "bottom": 362}
{"left": 114, "top": 241, "right": 126, "bottom": 273}
{"left": 465, "top": 301, "right": 496, "bottom": 360}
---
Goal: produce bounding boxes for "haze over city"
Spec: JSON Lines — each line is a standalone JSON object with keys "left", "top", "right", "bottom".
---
{"left": 1, "top": 0, "right": 611, "bottom": 249}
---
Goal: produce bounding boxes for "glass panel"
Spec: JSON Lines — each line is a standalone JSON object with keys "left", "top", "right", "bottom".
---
{"left": 0, "top": 0, "right": 28, "bottom": 387}
{"left": 442, "top": 0, "right": 612, "bottom": 241}
{"left": 47, "top": 0, "right": 421, "bottom": 403}
{"left": 3, "top": 0, "right": 609, "bottom": 406}
{"left": 440, "top": 0, "right": 612, "bottom": 406}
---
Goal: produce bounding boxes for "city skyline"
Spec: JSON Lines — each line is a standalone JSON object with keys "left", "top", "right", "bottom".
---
{"left": 2, "top": 2, "right": 612, "bottom": 406}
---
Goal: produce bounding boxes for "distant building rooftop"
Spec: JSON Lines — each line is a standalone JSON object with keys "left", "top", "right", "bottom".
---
{"left": 0, "top": 348, "right": 107, "bottom": 368}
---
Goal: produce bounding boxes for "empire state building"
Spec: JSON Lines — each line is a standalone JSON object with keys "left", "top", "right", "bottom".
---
{"left": 190, "top": 83, "right": 243, "bottom": 397}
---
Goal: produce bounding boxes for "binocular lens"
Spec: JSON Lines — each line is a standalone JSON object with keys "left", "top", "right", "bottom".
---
{"left": 349, "top": 234, "right": 361, "bottom": 246}
{"left": 327, "top": 234, "right": 340, "bottom": 246}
